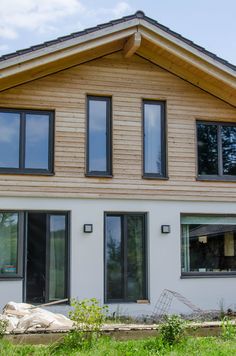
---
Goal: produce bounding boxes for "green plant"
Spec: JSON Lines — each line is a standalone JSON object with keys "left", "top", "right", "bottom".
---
{"left": 219, "top": 298, "right": 226, "bottom": 319}
{"left": 221, "top": 316, "right": 236, "bottom": 340}
{"left": 159, "top": 314, "right": 186, "bottom": 345}
{"left": 0, "top": 319, "right": 8, "bottom": 338}
{"left": 53, "top": 298, "right": 108, "bottom": 352}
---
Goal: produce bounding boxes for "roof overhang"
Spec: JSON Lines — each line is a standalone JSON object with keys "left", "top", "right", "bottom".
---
{"left": 0, "top": 16, "right": 235, "bottom": 106}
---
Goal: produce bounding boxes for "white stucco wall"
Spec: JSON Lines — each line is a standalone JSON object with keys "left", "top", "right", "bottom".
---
{"left": 1, "top": 196, "right": 236, "bottom": 316}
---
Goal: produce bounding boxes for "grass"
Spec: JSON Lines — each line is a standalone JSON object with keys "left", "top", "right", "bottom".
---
{"left": 1, "top": 336, "right": 236, "bottom": 355}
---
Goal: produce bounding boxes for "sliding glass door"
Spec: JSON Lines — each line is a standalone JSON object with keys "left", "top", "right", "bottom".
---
{"left": 26, "top": 212, "right": 69, "bottom": 304}
{"left": 105, "top": 213, "right": 147, "bottom": 303}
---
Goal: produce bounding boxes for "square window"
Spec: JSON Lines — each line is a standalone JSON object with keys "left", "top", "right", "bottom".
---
{"left": 197, "top": 121, "right": 236, "bottom": 179}
{"left": 0, "top": 109, "right": 54, "bottom": 174}
{"left": 181, "top": 215, "right": 236, "bottom": 275}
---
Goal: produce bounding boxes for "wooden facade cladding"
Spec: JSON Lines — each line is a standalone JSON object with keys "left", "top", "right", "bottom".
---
{"left": 0, "top": 51, "right": 235, "bottom": 201}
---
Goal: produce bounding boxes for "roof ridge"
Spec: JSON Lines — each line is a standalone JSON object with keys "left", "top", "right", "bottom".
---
{"left": 0, "top": 11, "right": 235, "bottom": 72}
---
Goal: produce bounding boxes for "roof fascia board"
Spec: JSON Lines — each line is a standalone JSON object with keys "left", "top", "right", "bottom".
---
{"left": 0, "top": 18, "right": 139, "bottom": 71}
{"left": 0, "top": 28, "right": 137, "bottom": 78}
{"left": 139, "top": 19, "right": 236, "bottom": 79}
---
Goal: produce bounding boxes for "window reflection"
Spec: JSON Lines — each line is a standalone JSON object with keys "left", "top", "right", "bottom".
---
{"left": 222, "top": 126, "right": 236, "bottom": 175}
{"left": 49, "top": 215, "right": 66, "bottom": 301}
{"left": 0, "top": 212, "right": 18, "bottom": 275}
{"left": 0, "top": 113, "right": 20, "bottom": 168}
{"left": 106, "top": 216, "right": 123, "bottom": 300}
{"left": 144, "top": 103, "right": 162, "bottom": 175}
{"left": 25, "top": 114, "right": 49, "bottom": 169}
{"left": 88, "top": 98, "right": 110, "bottom": 174}
{"left": 197, "top": 123, "right": 218, "bottom": 175}
{"left": 182, "top": 216, "right": 236, "bottom": 273}
{"left": 105, "top": 214, "right": 146, "bottom": 302}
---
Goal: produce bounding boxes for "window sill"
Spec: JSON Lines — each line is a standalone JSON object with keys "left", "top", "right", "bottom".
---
{"left": 181, "top": 273, "right": 236, "bottom": 279}
{"left": 197, "top": 175, "right": 236, "bottom": 182}
{"left": 0, "top": 169, "right": 54, "bottom": 176}
{"left": 105, "top": 300, "right": 149, "bottom": 304}
{"left": 85, "top": 173, "right": 113, "bottom": 178}
{"left": 142, "top": 175, "right": 169, "bottom": 180}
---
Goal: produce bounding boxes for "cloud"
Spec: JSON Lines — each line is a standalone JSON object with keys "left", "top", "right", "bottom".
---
{"left": 0, "top": 1, "right": 132, "bottom": 55}
{"left": 0, "top": 44, "right": 9, "bottom": 52}
{"left": 0, "top": 1, "right": 132, "bottom": 40}
{"left": 0, "top": 0, "right": 85, "bottom": 39}
{"left": 85, "top": 2, "right": 132, "bottom": 23}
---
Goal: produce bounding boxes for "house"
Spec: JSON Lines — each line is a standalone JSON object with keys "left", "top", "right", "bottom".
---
{"left": 0, "top": 10, "right": 235, "bottom": 315}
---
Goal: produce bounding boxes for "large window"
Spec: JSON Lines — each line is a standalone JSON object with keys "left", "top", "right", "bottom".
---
{"left": 87, "top": 96, "right": 112, "bottom": 176}
{"left": 181, "top": 215, "right": 236, "bottom": 276}
{"left": 197, "top": 121, "right": 236, "bottom": 179}
{"left": 0, "top": 212, "right": 23, "bottom": 278}
{"left": 0, "top": 109, "right": 54, "bottom": 174}
{"left": 105, "top": 213, "right": 147, "bottom": 302}
{"left": 143, "top": 100, "right": 166, "bottom": 178}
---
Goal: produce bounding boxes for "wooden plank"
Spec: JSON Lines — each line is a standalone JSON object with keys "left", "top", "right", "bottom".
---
{"left": 0, "top": 51, "right": 235, "bottom": 202}
{"left": 123, "top": 32, "right": 142, "bottom": 58}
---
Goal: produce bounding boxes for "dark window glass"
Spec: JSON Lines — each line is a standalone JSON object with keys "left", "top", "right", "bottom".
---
{"left": 0, "top": 112, "right": 20, "bottom": 168}
{"left": 49, "top": 215, "right": 67, "bottom": 301}
{"left": 197, "top": 122, "right": 236, "bottom": 178}
{"left": 222, "top": 126, "right": 236, "bottom": 175}
{"left": 87, "top": 97, "right": 111, "bottom": 175}
{"left": 25, "top": 114, "right": 49, "bottom": 169}
{"left": 105, "top": 213, "right": 146, "bottom": 302}
{"left": 181, "top": 215, "right": 236, "bottom": 274}
{"left": 0, "top": 212, "right": 19, "bottom": 276}
{"left": 127, "top": 215, "right": 145, "bottom": 300}
{"left": 106, "top": 216, "right": 123, "bottom": 300}
{"left": 0, "top": 109, "right": 53, "bottom": 174}
{"left": 143, "top": 101, "right": 166, "bottom": 177}
{"left": 197, "top": 123, "right": 218, "bottom": 175}
{"left": 26, "top": 212, "right": 69, "bottom": 303}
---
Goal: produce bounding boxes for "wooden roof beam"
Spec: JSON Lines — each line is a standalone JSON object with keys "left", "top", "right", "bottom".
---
{"left": 123, "top": 32, "right": 142, "bottom": 58}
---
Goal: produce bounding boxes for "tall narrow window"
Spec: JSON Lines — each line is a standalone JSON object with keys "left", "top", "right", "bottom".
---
{"left": 0, "top": 109, "right": 54, "bottom": 174}
{"left": 143, "top": 100, "right": 166, "bottom": 178}
{"left": 105, "top": 213, "right": 147, "bottom": 302}
{"left": 87, "top": 96, "right": 111, "bottom": 176}
{"left": 197, "top": 121, "right": 236, "bottom": 179}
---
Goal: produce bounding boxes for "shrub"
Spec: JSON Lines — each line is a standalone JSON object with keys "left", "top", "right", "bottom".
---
{"left": 54, "top": 298, "right": 108, "bottom": 352}
{"left": 159, "top": 314, "right": 186, "bottom": 345}
{"left": 221, "top": 316, "right": 236, "bottom": 340}
{"left": 0, "top": 319, "right": 8, "bottom": 338}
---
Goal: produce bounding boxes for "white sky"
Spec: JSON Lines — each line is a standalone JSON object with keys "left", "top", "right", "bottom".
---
{"left": 0, "top": 0, "right": 235, "bottom": 65}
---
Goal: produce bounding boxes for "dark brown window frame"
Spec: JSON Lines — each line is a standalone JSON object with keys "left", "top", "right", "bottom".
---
{"left": 104, "top": 212, "right": 148, "bottom": 303}
{"left": 142, "top": 100, "right": 167, "bottom": 179}
{"left": 197, "top": 120, "right": 236, "bottom": 181}
{"left": 0, "top": 108, "right": 54, "bottom": 175}
{"left": 86, "top": 96, "right": 112, "bottom": 177}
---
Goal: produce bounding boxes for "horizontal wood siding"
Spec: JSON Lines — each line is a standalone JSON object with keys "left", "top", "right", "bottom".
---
{"left": 0, "top": 52, "right": 235, "bottom": 201}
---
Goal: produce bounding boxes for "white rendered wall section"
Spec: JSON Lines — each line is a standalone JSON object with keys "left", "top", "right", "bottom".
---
{"left": 0, "top": 197, "right": 236, "bottom": 315}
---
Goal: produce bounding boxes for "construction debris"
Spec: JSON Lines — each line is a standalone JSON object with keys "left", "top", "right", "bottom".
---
{"left": 152, "top": 289, "right": 203, "bottom": 319}
{"left": 0, "top": 302, "right": 73, "bottom": 333}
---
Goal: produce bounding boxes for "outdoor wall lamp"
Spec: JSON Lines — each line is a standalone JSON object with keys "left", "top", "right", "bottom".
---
{"left": 161, "top": 225, "right": 171, "bottom": 234}
{"left": 83, "top": 224, "right": 93, "bottom": 233}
